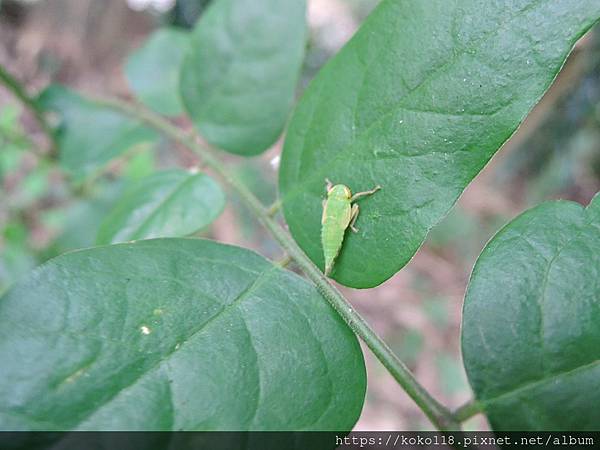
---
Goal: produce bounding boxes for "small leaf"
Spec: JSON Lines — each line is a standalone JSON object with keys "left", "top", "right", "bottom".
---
{"left": 0, "top": 239, "right": 366, "bottom": 430}
{"left": 48, "top": 181, "right": 125, "bottom": 255}
{"left": 279, "top": 0, "right": 600, "bottom": 288}
{"left": 97, "top": 170, "right": 225, "bottom": 244}
{"left": 125, "top": 28, "right": 190, "bottom": 116}
{"left": 462, "top": 194, "right": 600, "bottom": 430}
{"left": 180, "top": 0, "right": 307, "bottom": 155}
{"left": 38, "top": 85, "right": 157, "bottom": 182}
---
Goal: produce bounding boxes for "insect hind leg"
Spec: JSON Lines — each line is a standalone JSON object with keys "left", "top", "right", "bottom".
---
{"left": 349, "top": 204, "right": 360, "bottom": 233}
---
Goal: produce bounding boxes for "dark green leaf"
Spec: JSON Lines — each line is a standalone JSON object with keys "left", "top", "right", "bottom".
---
{"left": 180, "top": 0, "right": 307, "bottom": 155}
{"left": 125, "top": 28, "right": 190, "bottom": 116}
{"left": 462, "top": 194, "right": 600, "bottom": 430}
{"left": 39, "top": 85, "right": 157, "bottom": 182}
{"left": 97, "top": 170, "right": 225, "bottom": 244}
{"left": 279, "top": 0, "right": 600, "bottom": 288}
{"left": 0, "top": 239, "right": 366, "bottom": 430}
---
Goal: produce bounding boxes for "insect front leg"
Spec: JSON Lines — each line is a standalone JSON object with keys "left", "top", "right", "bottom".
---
{"left": 351, "top": 184, "right": 382, "bottom": 202}
{"left": 349, "top": 204, "right": 360, "bottom": 233}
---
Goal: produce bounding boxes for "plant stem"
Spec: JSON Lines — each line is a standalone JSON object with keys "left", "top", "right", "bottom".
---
{"left": 91, "top": 95, "right": 461, "bottom": 431}
{"left": 0, "top": 64, "right": 57, "bottom": 153}
{"left": 453, "top": 399, "right": 481, "bottom": 422}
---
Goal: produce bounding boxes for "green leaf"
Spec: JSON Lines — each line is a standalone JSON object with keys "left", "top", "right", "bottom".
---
{"left": 180, "top": 0, "right": 307, "bottom": 155}
{"left": 0, "top": 239, "right": 366, "bottom": 431}
{"left": 462, "top": 194, "right": 600, "bottom": 431}
{"left": 279, "top": 0, "right": 600, "bottom": 288}
{"left": 97, "top": 170, "right": 225, "bottom": 244}
{"left": 39, "top": 85, "right": 157, "bottom": 182}
{"left": 125, "top": 28, "right": 190, "bottom": 116}
{"left": 47, "top": 181, "right": 126, "bottom": 256}
{"left": 122, "top": 147, "right": 156, "bottom": 181}
{"left": 0, "top": 221, "right": 37, "bottom": 295}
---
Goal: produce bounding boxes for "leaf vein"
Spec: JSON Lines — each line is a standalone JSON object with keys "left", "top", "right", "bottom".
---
{"left": 73, "top": 265, "right": 280, "bottom": 429}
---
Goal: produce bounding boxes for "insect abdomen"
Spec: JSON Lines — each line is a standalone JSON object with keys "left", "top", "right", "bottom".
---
{"left": 322, "top": 198, "right": 350, "bottom": 275}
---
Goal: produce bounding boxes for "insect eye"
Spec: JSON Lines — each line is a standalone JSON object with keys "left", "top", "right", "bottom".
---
{"left": 344, "top": 186, "right": 352, "bottom": 198}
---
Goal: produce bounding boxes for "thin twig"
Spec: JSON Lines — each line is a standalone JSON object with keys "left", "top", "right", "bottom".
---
{"left": 0, "top": 65, "right": 57, "bottom": 154}
{"left": 453, "top": 399, "right": 481, "bottom": 423}
{"left": 91, "top": 95, "right": 461, "bottom": 431}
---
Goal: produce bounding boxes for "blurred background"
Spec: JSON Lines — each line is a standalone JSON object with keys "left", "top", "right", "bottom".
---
{"left": 1, "top": 0, "right": 599, "bottom": 431}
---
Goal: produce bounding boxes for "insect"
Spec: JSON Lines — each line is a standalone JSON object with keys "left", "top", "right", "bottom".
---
{"left": 321, "top": 179, "right": 381, "bottom": 277}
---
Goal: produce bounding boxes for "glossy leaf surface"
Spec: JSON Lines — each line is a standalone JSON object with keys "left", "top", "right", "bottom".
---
{"left": 0, "top": 239, "right": 366, "bottom": 431}
{"left": 279, "top": 0, "right": 600, "bottom": 288}
{"left": 462, "top": 194, "right": 600, "bottom": 430}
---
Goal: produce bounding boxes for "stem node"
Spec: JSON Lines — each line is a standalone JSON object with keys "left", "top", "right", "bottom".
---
{"left": 92, "top": 94, "right": 460, "bottom": 432}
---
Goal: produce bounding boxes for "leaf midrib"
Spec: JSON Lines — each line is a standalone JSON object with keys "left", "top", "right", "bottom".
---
{"left": 283, "top": 0, "right": 548, "bottom": 202}
{"left": 535, "top": 214, "right": 588, "bottom": 374}
{"left": 479, "top": 358, "right": 600, "bottom": 410}
{"left": 479, "top": 205, "right": 599, "bottom": 412}
{"left": 128, "top": 174, "right": 200, "bottom": 241}
{"left": 72, "top": 265, "right": 279, "bottom": 430}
